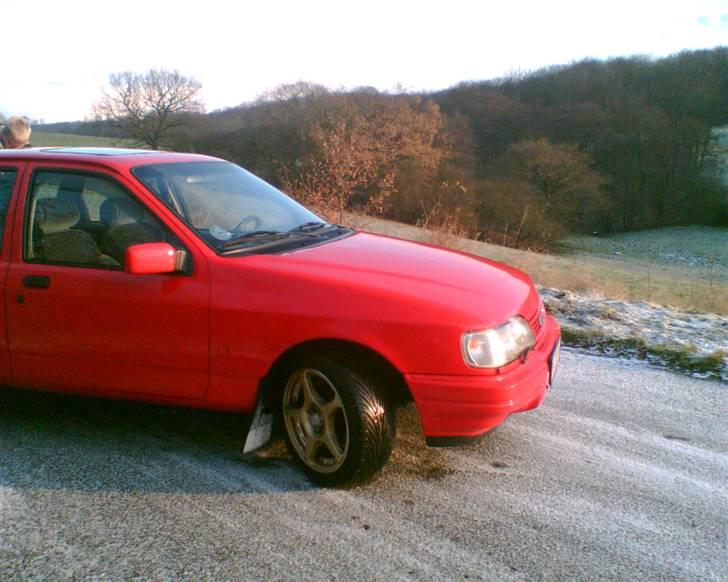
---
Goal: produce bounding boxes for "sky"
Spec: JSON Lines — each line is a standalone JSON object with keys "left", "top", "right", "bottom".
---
{"left": 1, "top": 0, "right": 726, "bottom": 123}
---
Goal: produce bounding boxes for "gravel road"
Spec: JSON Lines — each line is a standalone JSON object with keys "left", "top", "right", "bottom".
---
{"left": 1, "top": 351, "right": 726, "bottom": 580}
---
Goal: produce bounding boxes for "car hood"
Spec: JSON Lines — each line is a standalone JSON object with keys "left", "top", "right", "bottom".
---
{"left": 266, "top": 231, "right": 537, "bottom": 328}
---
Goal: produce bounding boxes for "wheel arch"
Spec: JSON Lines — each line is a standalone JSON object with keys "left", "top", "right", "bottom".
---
{"left": 258, "top": 338, "right": 413, "bottom": 410}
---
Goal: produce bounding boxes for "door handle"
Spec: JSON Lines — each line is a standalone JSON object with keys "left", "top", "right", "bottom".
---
{"left": 23, "top": 275, "right": 51, "bottom": 289}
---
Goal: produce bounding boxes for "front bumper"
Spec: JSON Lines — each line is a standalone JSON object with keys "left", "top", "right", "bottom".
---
{"left": 405, "top": 314, "right": 561, "bottom": 446}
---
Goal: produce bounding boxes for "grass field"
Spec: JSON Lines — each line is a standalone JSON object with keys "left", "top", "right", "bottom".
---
{"left": 357, "top": 216, "right": 728, "bottom": 315}
{"left": 31, "top": 132, "right": 130, "bottom": 147}
{"left": 559, "top": 226, "right": 728, "bottom": 268}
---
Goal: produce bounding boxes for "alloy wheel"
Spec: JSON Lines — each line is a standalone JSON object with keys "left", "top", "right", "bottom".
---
{"left": 283, "top": 368, "right": 350, "bottom": 473}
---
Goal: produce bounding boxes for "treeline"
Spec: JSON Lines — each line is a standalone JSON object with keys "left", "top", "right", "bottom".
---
{"left": 41, "top": 47, "right": 728, "bottom": 247}
{"left": 437, "top": 48, "right": 728, "bottom": 235}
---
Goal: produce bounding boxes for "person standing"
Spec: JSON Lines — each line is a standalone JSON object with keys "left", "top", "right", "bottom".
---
{"left": 0, "top": 117, "right": 32, "bottom": 148}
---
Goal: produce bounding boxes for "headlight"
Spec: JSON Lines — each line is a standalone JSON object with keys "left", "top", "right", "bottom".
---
{"left": 462, "top": 316, "right": 536, "bottom": 368}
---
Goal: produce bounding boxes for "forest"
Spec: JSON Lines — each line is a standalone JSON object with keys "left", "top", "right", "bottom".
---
{"left": 40, "top": 47, "right": 728, "bottom": 248}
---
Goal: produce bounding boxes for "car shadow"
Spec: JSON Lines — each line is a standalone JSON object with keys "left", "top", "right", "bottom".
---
{"left": 0, "top": 387, "right": 317, "bottom": 494}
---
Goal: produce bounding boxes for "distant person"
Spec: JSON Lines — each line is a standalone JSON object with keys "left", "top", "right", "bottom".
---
{"left": 0, "top": 117, "right": 32, "bottom": 148}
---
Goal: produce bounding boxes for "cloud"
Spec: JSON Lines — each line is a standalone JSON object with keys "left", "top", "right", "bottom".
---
{"left": 700, "top": 12, "right": 728, "bottom": 29}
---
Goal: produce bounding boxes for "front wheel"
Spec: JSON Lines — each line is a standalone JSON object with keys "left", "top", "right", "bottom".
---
{"left": 281, "top": 355, "right": 394, "bottom": 487}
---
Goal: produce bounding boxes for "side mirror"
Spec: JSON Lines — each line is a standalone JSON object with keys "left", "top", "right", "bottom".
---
{"left": 124, "top": 242, "right": 179, "bottom": 275}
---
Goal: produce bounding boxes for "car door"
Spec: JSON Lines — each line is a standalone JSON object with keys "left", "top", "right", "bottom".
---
{"left": 0, "top": 163, "right": 25, "bottom": 386}
{"left": 5, "top": 164, "right": 210, "bottom": 399}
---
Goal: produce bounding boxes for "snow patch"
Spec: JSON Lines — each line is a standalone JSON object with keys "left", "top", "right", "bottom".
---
{"left": 539, "top": 287, "right": 728, "bottom": 382}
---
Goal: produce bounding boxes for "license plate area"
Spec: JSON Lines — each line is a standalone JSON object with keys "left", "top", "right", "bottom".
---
{"left": 548, "top": 337, "right": 561, "bottom": 386}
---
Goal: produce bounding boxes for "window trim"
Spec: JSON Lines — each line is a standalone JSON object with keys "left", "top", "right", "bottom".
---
{"left": 23, "top": 167, "right": 191, "bottom": 272}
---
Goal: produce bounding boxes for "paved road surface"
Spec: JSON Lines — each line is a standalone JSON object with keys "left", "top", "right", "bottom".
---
{"left": 1, "top": 351, "right": 726, "bottom": 580}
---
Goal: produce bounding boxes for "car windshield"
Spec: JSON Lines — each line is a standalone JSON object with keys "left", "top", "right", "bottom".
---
{"left": 133, "top": 161, "right": 324, "bottom": 251}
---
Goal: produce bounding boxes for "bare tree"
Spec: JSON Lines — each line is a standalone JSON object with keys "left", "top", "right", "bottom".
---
{"left": 94, "top": 69, "right": 204, "bottom": 149}
{"left": 257, "top": 81, "right": 329, "bottom": 103}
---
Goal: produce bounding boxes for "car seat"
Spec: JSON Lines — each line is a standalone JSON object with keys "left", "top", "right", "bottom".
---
{"left": 34, "top": 198, "right": 117, "bottom": 266}
{"left": 99, "top": 197, "right": 164, "bottom": 263}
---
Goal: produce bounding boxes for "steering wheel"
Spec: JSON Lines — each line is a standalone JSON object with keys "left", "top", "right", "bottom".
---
{"left": 231, "top": 214, "right": 262, "bottom": 233}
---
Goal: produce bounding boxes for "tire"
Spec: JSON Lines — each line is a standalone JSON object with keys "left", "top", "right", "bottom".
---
{"left": 280, "top": 354, "right": 395, "bottom": 487}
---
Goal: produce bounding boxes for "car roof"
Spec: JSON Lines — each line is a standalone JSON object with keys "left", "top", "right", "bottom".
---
{"left": 0, "top": 147, "right": 222, "bottom": 170}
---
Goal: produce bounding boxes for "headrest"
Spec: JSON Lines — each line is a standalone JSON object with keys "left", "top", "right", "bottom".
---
{"left": 100, "top": 197, "right": 145, "bottom": 227}
{"left": 35, "top": 198, "right": 80, "bottom": 234}
{"left": 58, "top": 174, "right": 86, "bottom": 194}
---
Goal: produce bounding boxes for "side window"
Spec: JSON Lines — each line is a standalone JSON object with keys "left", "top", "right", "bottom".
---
{"left": 25, "top": 170, "right": 175, "bottom": 268}
{"left": 0, "top": 168, "right": 18, "bottom": 251}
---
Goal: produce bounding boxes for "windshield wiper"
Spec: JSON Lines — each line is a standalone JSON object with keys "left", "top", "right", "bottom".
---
{"left": 221, "top": 222, "right": 346, "bottom": 253}
{"left": 222, "top": 230, "right": 290, "bottom": 249}
{"left": 287, "top": 221, "right": 329, "bottom": 233}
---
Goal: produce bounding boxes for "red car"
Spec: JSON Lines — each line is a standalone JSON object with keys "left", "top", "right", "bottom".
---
{"left": 0, "top": 148, "right": 560, "bottom": 486}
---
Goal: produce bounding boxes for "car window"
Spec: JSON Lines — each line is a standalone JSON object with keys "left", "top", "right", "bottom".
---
{"left": 0, "top": 168, "right": 18, "bottom": 251}
{"left": 25, "top": 170, "right": 176, "bottom": 268}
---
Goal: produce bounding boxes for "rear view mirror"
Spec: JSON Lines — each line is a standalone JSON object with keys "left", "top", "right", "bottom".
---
{"left": 125, "top": 242, "right": 180, "bottom": 275}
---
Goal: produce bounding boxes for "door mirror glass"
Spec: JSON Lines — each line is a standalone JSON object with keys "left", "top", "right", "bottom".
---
{"left": 125, "top": 242, "right": 178, "bottom": 274}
